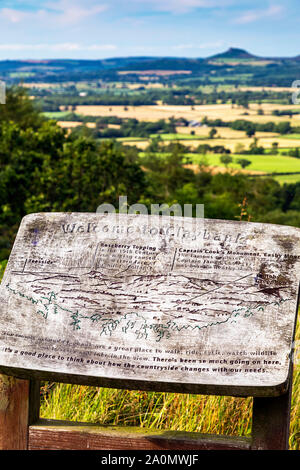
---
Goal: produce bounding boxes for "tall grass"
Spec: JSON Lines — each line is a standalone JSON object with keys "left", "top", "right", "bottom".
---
{"left": 40, "top": 385, "right": 253, "bottom": 438}
{"left": 289, "top": 319, "right": 300, "bottom": 450}
{"left": 40, "top": 320, "right": 299, "bottom": 450}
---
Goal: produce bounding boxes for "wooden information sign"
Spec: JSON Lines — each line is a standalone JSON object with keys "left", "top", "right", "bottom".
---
{"left": 0, "top": 212, "right": 299, "bottom": 398}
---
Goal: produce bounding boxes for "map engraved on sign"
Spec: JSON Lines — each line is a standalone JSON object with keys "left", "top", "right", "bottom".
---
{"left": 5, "top": 259, "right": 293, "bottom": 342}
{"left": 0, "top": 212, "right": 299, "bottom": 392}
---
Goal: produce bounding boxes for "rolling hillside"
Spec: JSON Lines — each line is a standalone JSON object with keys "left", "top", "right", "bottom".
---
{"left": 1, "top": 48, "right": 300, "bottom": 86}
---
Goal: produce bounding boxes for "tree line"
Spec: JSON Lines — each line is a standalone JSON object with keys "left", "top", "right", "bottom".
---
{"left": 37, "top": 88, "right": 292, "bottom": 111}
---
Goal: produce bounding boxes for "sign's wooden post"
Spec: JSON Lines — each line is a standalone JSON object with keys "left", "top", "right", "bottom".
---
{"left": 0, "top": 374, "right": 29, "bottom": 449}
{"left": 0, "top": 376, "right": 39, "bottom": 450}
{"left": 28, "top": 379, "right": 41, "bottom": 426}
{"left": 0, "top": 213, "right": 299, "bottom": 450}
{"left": 252, "top": 380, "right": 293, "bottom": 450}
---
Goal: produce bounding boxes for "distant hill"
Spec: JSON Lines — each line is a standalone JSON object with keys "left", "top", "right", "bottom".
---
{"left": 208, "top": 47, "right": 258, "bottom": 60}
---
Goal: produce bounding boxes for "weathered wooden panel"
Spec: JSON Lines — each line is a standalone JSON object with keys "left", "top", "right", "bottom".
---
{"left": 0, "top": 213, "right": 299, "bottom": 396}
{"left": 28, "top": 419, "right": 251, "bottom": 450}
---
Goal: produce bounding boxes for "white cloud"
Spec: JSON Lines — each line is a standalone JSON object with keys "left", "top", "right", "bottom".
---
{"left": 131, "top": 0, "right": 234, "bottom": 14}
{"left": 172, "top": 41, "right": 224, "bottom": 51}
{"left": 46, "top": 0, "right": 109, "bottom": 25}
{"left": 234, "top": 5, "right": 284, "bottom": 24}
{"left": 0, "top": 8, "right": 28, "bottom": 23}
{"left": 0, "top": 1, "right": 109, "bottom": 26}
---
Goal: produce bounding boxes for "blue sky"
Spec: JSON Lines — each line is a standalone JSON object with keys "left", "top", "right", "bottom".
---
{"left": 0, "top": 0, "right": 298, "bottom": 59}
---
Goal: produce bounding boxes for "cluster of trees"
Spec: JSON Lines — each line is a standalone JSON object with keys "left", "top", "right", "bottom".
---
{"left": 231, "top": 119, "right": 292, "bottom": 135}
{"left": 234, "top": 138, "right": 265, "bottom": 155}
{"left": 37, "top": 87, "right": 294, "bottom": 111}
{"left": 146, "top": 137, "right": 267, "bottom": 157}
{"left": 99, "top": 118, "right": 175, "bottom": 139}
{"left": 0, "top": 88, "right": 146, "bottom": 259}
{"left": 272, "top": 109, "right": 300, "bottom": 117}
{"left": 2, "top": 87, "right": 300, "bottom": 261}
{"left": 144, "top": 138, "right": 231, "bottom": 155}
{"left": 39, "top": 93, "right": 157, "bottom": 111}
{"left": 282, "top": 147, "right": 300, "bottom": 158}
{"left": 49, "top": 112, "right": 123, "bottom": 125}
{"left": 164, "top": 89, "right": 292, "bottom": 107}
{"left": 202, "top": 117, "right": 294, "bottom": 135}
{"left": 68, "top": 118, "right": 176, "bottom": 140}
{"left": 194, "top": 143, "right": 231, "bottom": 154}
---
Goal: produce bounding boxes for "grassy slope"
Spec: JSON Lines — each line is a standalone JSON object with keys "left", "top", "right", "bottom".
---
{"left": 139, "top": 151, "right": 300, "bottom": 183}
{"left": 273, "top": 174, "right": 300, "bottom": 184}
{"left": 43, "top": 111, "right": 73, "bottom": 119}
{"left": 188, "top": 153, "right": 300, "bottom": 173}
{"left": 139, "top": 151, "right": 300, "bottom": 174}
{"left": 40, "top": 320, "right": 299, "bottom": 449}
{"left": 281, "top": 134, "right": 300, "bottom": 140}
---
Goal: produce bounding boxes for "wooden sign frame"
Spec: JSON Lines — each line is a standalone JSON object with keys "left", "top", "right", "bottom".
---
{"left": 0, "top": 213, "right": 299, "bottom": 450}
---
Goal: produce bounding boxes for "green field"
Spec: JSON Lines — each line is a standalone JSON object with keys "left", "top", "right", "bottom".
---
{"left": 139, "top": 151, "right": 300, "bottom": 184}
{"left": 281, "top": 134, "right": 300, "bottom": 140}
{"left": 10, "top": 72, "right": 35, "bottom": 78}
{"left": 189, "top": 153, "right": 300, "bottom": 174}
{"left": 140, "top": 152, "right": 300, "bottom": 175}
{"left": 273, "top": 174, "right": 300, "bottom": 184}
{"left": 43, "top": 111, "right": 73, "bottom": 119}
